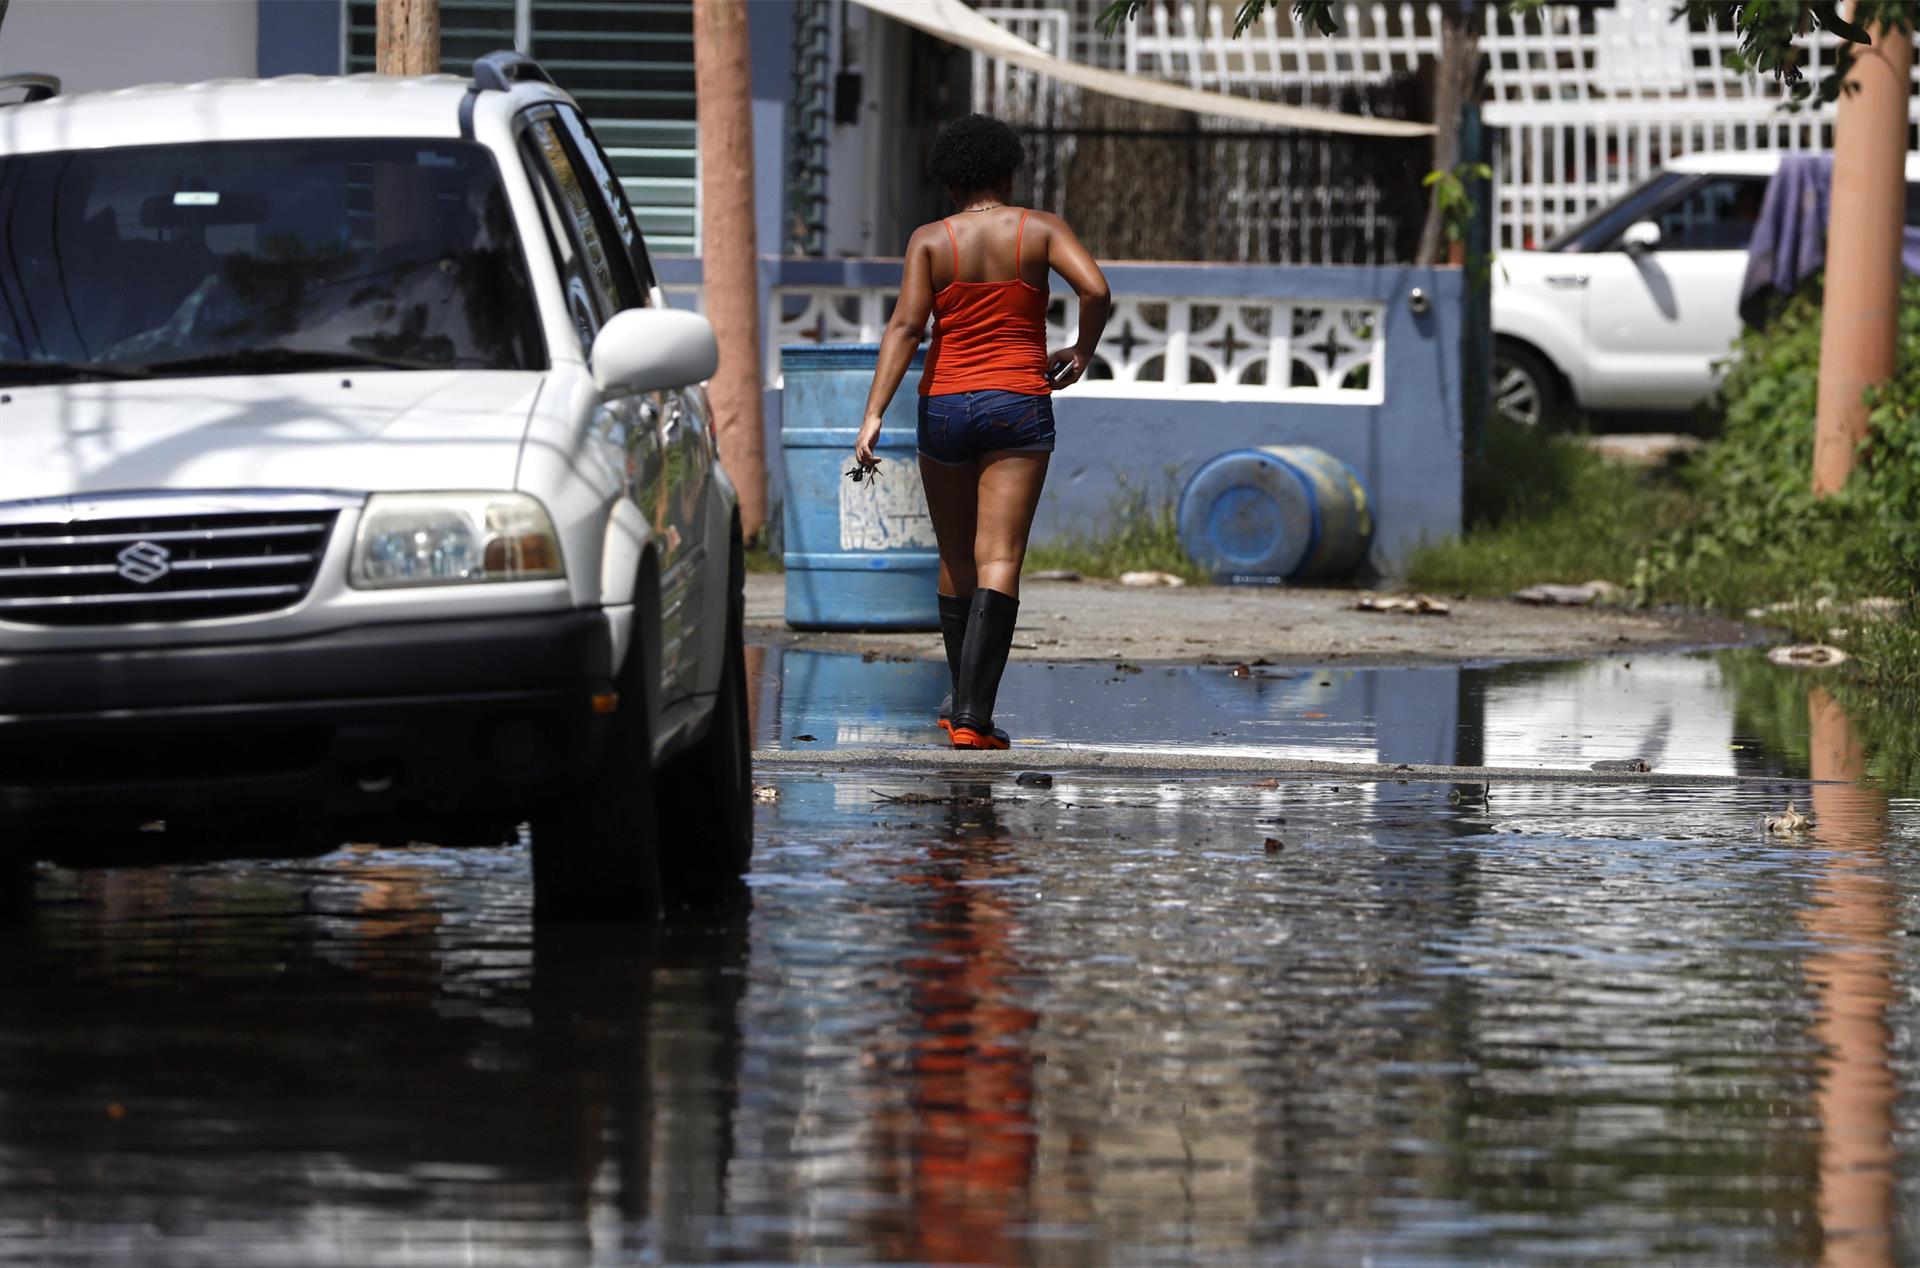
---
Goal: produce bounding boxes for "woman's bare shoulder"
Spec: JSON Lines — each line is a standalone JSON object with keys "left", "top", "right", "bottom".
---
{"left": 905, "top": 220, "right": 950, "bottom": 248}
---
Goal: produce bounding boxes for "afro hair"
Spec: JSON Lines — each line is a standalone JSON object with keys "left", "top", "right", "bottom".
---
{"left": 926, "top": 114, "right": 1026, "bottom": 193}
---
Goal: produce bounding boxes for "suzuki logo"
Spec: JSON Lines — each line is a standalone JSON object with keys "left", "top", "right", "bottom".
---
{"left": 116, "top": 540, "right": 172, "bottom": 585}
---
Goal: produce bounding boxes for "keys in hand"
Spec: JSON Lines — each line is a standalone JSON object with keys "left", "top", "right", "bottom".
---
{"left": 845, "top": 458, "right": 882, "bottom": 484}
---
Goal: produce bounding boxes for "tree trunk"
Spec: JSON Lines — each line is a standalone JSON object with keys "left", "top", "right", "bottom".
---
{"left": 694, "top": 0, "right": 768, "bottom": 540}
{"left": 376, "top": 0, "right": 440, "bottom": 75}
{"left": 1813, "top": 15, "right": 1913, "bottom": 496}
{"left": 1416, "top": 3, "right": 1481, "bottom": 267}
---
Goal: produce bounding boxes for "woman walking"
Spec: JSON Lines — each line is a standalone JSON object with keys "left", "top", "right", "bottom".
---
{"left": 856, "top": 114, "right": 1111, "bottom": 750}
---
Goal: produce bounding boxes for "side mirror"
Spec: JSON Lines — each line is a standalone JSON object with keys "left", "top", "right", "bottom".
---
{"left": 590, "top": 307, "right": 719, "bottom": 394}
{"left": 1621, "top": 220, "right": 1662, "bottom": 257}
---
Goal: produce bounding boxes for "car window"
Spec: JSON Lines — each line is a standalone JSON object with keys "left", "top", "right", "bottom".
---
{"left": 1647, "top": 176, "right": 1769, "bottom": 251}
{"left": 0, "top": 139, "right": 545, "bottom": 378}
{"left": 553, "top": 105, "right": 658, "bottom": 296}
{"left": 521, "top": 159, "right": 600, "bottom": 353}
{"left": 521, "top": 113, "right": 636, "bottom": 337}
{"left": 1544, "top": 172, "right": 1687, "bottom": 253}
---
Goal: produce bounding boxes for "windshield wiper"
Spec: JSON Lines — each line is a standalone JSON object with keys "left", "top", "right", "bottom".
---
{"left": 0, "top": 357, "right": 153, "bottom": 385}
{"left": 131, "top": 347, "right": 453, "bottom": 376}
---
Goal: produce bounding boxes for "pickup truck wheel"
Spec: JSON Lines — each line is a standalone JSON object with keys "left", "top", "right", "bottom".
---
{"left": 1493, "top": 343, "right": 1563, "bottom": 428}
{"left": 655, "top": 534, "right": 752, "bottom": 915}
{"left": 530, "top": 639, "right": 661, "bottom": 923}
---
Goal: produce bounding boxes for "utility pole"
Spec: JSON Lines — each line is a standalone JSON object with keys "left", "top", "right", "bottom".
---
{"left": 376, "top": 0, "right": 440, "bottom": 75}
{"left": 694, "top": 0, "right": 769, "bottom": 541}
{"left": 1812, "top": 13, "right": 1913, "bottom": 496}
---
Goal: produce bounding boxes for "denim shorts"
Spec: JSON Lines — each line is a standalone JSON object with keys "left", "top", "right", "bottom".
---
{"left": 916, "top": 390, "right": 1056, "bottom": 466}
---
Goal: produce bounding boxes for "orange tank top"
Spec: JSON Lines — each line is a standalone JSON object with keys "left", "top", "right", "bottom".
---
{"left": 919, "top": 210, "right": 1051, "bottom": 397}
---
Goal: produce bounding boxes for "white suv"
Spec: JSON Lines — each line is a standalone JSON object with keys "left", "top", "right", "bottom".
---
{"left": 1493, "top": 151, "right": 1920, "bottom": 425}
{"left": 0, "top": 56, "right": 750, "bottom": 920}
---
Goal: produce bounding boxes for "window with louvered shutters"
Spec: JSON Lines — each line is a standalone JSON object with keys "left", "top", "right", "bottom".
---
{"left": 343, "top": 0, "right": 697, "bottom": 254}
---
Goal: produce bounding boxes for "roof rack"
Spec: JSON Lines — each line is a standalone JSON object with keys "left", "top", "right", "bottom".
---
{"left": 471, "top": 51, "right": 553, "bottom": 93}
{"left": 0, "top": 73, "right": 61, "bottom": 105}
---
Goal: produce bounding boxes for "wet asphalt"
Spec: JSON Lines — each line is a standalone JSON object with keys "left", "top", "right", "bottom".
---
{"left": 2, "top": 649, "right": 1915, "bottom": 1265}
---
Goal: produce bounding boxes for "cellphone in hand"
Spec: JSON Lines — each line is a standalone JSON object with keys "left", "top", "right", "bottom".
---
{"left": 1048, "top": 359, "right": 1075, "bottom": 387}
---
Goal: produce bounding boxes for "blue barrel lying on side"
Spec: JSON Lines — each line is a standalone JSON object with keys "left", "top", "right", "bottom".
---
{"left": 781, "top": 344, "right": 940, "bottom": 631}
{"left": 1177, "top": 446, "right": 1374, "bottom": 583}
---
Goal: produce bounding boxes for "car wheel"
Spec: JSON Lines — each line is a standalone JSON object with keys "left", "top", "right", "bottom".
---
{"left": 655, "top": 525, "right": 752, "bottom": 916}
{"left": 1493, "top": 343, "right": 1564, "bottom": 428}
{"left": 530, "top": 617, "right": 661, "bottom": 923}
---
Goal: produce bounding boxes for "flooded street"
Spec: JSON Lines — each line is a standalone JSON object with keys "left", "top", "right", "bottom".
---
{"left": 4, "top": 650, "right": 1917, "bottom": 1264}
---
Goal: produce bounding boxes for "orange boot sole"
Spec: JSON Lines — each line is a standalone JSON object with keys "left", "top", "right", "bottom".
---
{"left": 949, "top": 725, "right": 1009, "bottom": 751}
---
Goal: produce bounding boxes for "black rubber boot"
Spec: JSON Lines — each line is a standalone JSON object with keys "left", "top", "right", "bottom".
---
{"left": 950, "top": 587, "right": 1019, "bottom": 750}
{"left": 937, "top": 591, "right": 969, "bottom": 733}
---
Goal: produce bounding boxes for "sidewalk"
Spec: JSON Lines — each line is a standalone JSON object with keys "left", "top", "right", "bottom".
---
{"left": 745, "top": 573, "right": 1754, "bottom": 666}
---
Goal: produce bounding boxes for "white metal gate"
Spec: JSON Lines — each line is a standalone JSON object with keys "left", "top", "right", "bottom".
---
{"left": 980, "top": 0, "right": 1920, "bottom": 252}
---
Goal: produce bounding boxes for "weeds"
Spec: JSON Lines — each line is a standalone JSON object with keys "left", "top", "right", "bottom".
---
{"left": 1023, "top": 483, "right": 1206, "bottom": 583}
{"left": 1412, "top": 275, "right": 1920, "bottom": 696}
{"left": 1405, "top": 420, "right": 1694, "bottom": 596}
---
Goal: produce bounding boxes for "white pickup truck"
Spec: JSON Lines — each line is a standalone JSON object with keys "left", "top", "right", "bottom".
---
{"left": 0, "top": 57, "right": 750, "bottom": 920}
{"left": 1493, "top": 151, "right": 1920, "bottom": 425}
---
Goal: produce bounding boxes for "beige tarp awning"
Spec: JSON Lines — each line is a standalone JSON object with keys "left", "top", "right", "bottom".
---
{"left": 848, "top": 0, "right": 1436, "bottom": 139}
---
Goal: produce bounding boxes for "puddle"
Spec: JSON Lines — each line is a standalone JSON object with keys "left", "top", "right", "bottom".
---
{"left": 751, "top": 647, "right": 1871, "bottom": 785}
{"left": 1, "top": 648, "right": 1915, "bottom": 1263}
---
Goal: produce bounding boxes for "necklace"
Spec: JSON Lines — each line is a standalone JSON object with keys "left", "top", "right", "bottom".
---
{"left": 960, "top": 202, "right": 1005, "bottom": 213}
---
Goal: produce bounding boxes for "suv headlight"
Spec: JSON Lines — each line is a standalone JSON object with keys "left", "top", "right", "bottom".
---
{"left": 349, "top": 493, "right": 565, "bottom": 589}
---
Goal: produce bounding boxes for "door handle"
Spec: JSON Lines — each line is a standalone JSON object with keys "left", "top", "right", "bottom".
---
{"left": 1544, "top": 274, "right": 1589, "bottom": 288}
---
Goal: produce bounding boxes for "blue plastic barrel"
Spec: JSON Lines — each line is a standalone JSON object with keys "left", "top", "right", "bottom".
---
{"left": 1176, "top": 446, "right": 1374, "bottom": 583}
{"left": 781, "top": 344, "right": 940, "bottom": 630}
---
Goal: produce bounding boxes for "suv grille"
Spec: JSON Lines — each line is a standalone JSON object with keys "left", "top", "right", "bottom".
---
{"left": 0, "top": 510, "right": 337, "bottom": 626}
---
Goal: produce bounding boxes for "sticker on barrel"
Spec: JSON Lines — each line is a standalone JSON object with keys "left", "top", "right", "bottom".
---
{"left": 839, "top": 469, "right": 937, "bottom": 551}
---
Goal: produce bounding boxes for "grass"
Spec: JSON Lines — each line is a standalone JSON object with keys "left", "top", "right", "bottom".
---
{"left": 743, "top": 537, "right": 784, "bottom": 573}
{"left": 1405, "top": 419, "right": 1696, "bottom": 597}
{"left": 1022, "top": 485, "right": 1207, "bottom": 583}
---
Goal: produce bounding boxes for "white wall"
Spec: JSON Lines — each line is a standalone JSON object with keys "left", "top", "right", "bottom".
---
{"left": 0, "top": 0, "right": 258, "bottom": 95}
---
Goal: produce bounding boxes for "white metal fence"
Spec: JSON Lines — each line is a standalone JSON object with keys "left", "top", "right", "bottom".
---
{"left": 977, "top": 0, "right": 1920, "bottom": 251}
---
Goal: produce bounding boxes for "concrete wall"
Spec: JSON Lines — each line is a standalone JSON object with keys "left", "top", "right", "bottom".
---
{"left": 661, "top": 257, "right": 1465, "bottom": 575}
{"left": 0, "top": 0, "right": 258, "bottom": 92}
{"left": 257, "top": 0, "right": 338, "bottom": 77}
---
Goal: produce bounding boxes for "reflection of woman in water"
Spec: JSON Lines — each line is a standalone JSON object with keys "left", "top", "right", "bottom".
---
{"left": 856, "top": 115, "right": 1111, "bottom": 750}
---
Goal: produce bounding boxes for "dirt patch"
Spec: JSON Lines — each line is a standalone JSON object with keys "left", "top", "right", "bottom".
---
{"left": 746, "top": 574, "right": 1758, "bottom": 666}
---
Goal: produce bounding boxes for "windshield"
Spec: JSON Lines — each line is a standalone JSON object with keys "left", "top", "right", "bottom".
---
{"left": 0, "top": 138, "right": 545, "bottom": 385}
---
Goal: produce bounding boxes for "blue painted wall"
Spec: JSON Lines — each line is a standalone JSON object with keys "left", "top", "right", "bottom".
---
{"left": 746, "top": 0, "right": 793, "bottom": 259}
{"left": 656, "top": 257, "right": 1465, "bottom": 574}
{"left": 257, "top": 0, "right": 338, "bottom": 77}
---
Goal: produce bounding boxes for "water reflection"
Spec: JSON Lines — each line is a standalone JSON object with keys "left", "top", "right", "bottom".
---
{"left": 880, "top": 786, "right": 1037, "bottom": 1263}
{"left": 1803, "top": 686, "right": 1895, "bottom": 1268}
{"left": 752, "top": 647, "right": 1874, "bottom": 785}
{"left": 5, "top": 655, "right": 1920, "bottom": 1262}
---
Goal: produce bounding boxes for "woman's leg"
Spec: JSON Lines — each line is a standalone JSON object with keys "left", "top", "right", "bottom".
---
{"left": 972, "top": 451, "right": 1050, "bottom": 597}
{"left": 948, "top": 449, "right": 1049, "bottom": 749}
{"left": 921, "top": 455, "right": 980, "bottom": 731}
{"left": 918, "top": 455, "right": 980, "bottom": 597}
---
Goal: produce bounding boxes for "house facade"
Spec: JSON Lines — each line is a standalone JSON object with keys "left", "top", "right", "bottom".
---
{"left": 0, "top": 0, "right": 1476, "bottom": 567}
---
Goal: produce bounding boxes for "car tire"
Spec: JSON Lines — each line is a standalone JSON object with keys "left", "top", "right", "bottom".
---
{"left": 654, "top": 525, "right": 752, "bottom": 916}
{"left": 1493, "top": 342, "right": 1565, "bottom": 428}
{"left": 530, "top": 616, "right": 662, "bottom": 923}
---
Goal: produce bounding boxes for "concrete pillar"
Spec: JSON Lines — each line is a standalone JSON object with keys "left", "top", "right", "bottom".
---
{"left": 376, "top": 0, "right": 439, "bottom": 75}
{"left": 1813, "top": 18, "right": 1913, "bottom": 497}
{"left": 695, "top": 0, "right": 769, "bottom": 540}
